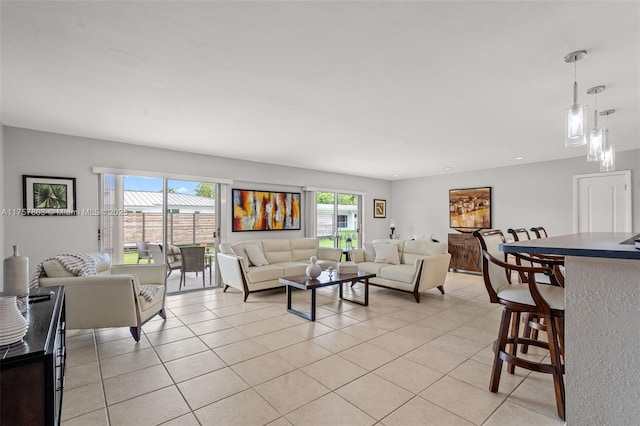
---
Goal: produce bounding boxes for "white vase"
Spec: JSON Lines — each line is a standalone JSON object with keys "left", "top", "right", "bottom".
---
{"left": 3, "top": 245, "right": 29, "bottom": 314}
{"left": 305, "top": 256, "right": 321, "bottom": 278}
{"left": 0, "top": 296, "right": 28, "bottom": 346}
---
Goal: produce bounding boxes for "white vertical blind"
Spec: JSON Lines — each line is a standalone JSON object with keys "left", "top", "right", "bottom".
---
{"left": 98, "top": 173, "right": 115, "bottom": 257}
{"left": 304, "top": 190, "right": 317, "bottom": 238}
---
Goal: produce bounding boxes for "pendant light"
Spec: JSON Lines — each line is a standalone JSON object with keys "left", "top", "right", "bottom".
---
{"left": 599, "top": 109, "right": 616, "bottom": 172}
{"left": 564, "top": 50, "right": 588, "bottom": 147}
{"left": 586, "top": 85, "right": 605, "bottom": 162}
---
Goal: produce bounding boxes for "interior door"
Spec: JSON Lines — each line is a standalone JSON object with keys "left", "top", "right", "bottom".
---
{"left": 573, "top": 170, "right": 632, "bottom": 232}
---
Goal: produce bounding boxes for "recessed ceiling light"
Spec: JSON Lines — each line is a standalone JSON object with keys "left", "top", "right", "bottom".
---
{"left": 393, "top": 174, "right": 399, "bottom": 177}
{"left": 515, "top": 157, "right": 524, "bottom": 160}
{"left": 444, "top": 167, "right": 452, "bottom": 171}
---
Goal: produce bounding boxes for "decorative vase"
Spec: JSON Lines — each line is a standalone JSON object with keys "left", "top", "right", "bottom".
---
{"left": 0, "top": 296, "right": 28, "bottom": 346}
{"left": 3, "top": 245, "right": 29, "bottom": 314}
{"left": 305, "top": 256, "right": 321, "bottom": 279}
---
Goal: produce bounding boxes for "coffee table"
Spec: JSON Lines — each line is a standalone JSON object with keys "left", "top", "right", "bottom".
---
{"left": 279, "top": 270, "right": 375, "bottom": 321}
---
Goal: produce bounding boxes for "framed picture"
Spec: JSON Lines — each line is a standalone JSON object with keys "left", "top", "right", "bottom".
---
{"left": 232, "top": 189, "right": 301, "bottom": 231}
{"left": 449, "top": 187, "right": 491, "bottom": 231}
{"left": 23, "top": 175, "right": 77, "bottom": 216}
{"left": 373, "top": 199, "right": 386, "bottom": 218}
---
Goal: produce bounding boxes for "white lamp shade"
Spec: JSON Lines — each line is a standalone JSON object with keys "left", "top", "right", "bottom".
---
{"left": 600, "top": 132, "right": 615, "bottom": 172}
{"left": 587, "top": 128, "right": 604, "bottom": 162}
{"left": 565, "top": 104, "right": 587, "bottom": 147}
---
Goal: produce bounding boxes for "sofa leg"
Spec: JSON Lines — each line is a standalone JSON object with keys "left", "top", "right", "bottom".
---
{"left": 243, "top": 292, "right": 249, "bottom": 302}
{"left": 159, "top": 308, "right": 167, "bottom": 320}
{"left": 130, "top": 325, "right": 141, "bottom": 342}
{"left": 223, "top": 285, "right": 229, "bottom": 293}
{"left": 413, "top": 292, "right": 421, "bottom": 303}
{"left": 437, "top": 285, "right": 445, "bottom": 294}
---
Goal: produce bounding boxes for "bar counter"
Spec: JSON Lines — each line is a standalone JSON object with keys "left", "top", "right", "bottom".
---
{"left": 501, "top": 232, "right": 640, "bottom": 425}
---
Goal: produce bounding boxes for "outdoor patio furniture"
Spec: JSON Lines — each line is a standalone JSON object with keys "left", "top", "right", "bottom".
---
{"left": 136, "top": 241, "right": 151, "bottom": 263}
{"left": 179, "top": 246, "right": 206, "bottom": 290}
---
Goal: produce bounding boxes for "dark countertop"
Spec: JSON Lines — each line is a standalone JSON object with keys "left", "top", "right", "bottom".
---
{"left": 500, "top": 232, "right": 640, "bottom": 260}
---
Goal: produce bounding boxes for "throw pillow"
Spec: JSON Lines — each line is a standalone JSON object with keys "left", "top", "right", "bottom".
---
{"left": 230, "top": 245, "right": 252, "bottom": 268}
{"left": 373, "top": 243, "right": 400, "bottom": 264}
{"left": 245, "top": 245, "right": 269, "bottom": 267}
{"left": 42, "top": 259, "right": 76, "bottom": 278}
{"left": 363, "top": 243, "right": 376, "bottom": 262}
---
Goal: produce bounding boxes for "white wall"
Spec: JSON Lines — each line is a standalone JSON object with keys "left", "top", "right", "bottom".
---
{"left": 3, "top": 127, "right": 392, "bottom": 273}
{"left": 391, "top": 149, "right": 640, "bottom": 242}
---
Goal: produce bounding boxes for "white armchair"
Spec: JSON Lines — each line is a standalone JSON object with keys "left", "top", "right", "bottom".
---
{"left": 37, "top": 253, "right": 167, "bottom": 341}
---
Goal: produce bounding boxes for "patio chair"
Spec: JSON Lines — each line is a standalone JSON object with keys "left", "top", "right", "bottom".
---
{"left": 148, "top": 243, "right": 164, "bottom": 265}
{"left": 136, "top": 241, "right": 151, "bottom": 263}
{"left": 179, "top": 246, "right": 206, "bottom": 290}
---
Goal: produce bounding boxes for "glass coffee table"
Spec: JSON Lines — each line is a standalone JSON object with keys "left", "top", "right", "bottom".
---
{"left": 279, "top": 270, "right": 375, "bottom": 321}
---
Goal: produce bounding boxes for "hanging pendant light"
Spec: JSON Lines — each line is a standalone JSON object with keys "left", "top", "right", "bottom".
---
{"left": 586, "top": 85, "right": 605, "bottom": 162}
{"left": 599, "top": 109, "right": 616, "bottom": 172}
{"left": 564, "top": 50, "right": 588, "bottom": 147}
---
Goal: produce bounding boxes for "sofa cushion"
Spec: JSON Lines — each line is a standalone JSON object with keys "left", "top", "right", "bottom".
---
{"left": 262, "top": 239, "right": 293, "bottom": 264}
{"left": 373, "top": 243, "right": 400, "bottom": 264}
{"left": 402, "top": 240, "right": 448, "bottom": 265}
{"left": 42, "top": 259, "right": 76, "bottom": 278}
{"left": 245, "top": 245, "right": 269, "bottom": 267}
{"left": 380, "top": 264, "right": 416, "bottom": 284}
{"left": 290, "top": 238, "right": 318, "bottom": 262}
{"left": 356, "top": 261, "right": 385, "bottom": 275}
{"left": 246, "top": 264, "right": 284, "bottom": 283}
{"left": 279, "top": 262, "right": 308, "bottom": 277}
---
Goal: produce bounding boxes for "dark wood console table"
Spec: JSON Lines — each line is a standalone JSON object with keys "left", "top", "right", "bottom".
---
{"left": 1, "top": 286, "right": 66, "bottom": 426}
{"left": 448, "top": 233, "right": 481, "bottom": 273}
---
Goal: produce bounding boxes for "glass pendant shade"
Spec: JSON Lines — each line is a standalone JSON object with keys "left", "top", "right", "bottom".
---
{"left": 587, "top": 109, "right": 604, "bottom": 162}
{"left": 565, "top": 103, "right": 586, "bottom": 146}
{"left": 587, "top": 128, "right": 604, "bottom": 161}
{"left": 600, "top": 131, "right": 615, "bottom": 172}
{"left": 563, "top": 52, "right": 587, "bottom": 147}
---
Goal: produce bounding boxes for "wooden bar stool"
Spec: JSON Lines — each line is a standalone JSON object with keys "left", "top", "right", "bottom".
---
{"left": 474, "top": 229, "right": 566, "bottom": 421}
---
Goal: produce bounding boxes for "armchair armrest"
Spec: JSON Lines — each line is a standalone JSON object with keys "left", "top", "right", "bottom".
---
{"left": 318, "top": 247, "right": 342, "bottom": 262}
{"left": 217, "top": 253, "right": 248, "bottom": 293}
{"left": 416, "top": 253, "right": 451, "bottom": 292}
{"left": 39, "top": 275, "right": 140, "bottom": 329}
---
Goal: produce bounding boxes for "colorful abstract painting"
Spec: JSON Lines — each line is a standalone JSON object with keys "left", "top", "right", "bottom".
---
{"left": 232, "top": 189, "right": 301, "bottom": 231}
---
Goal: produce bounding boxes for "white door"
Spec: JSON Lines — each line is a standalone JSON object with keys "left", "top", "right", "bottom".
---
{"left": 573, "top": 170, "right": 632, "bottom": 232}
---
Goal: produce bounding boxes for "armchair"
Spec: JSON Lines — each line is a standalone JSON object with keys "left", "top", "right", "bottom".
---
{"left": 37, "top": 253, "right": 167, "bottom": 341}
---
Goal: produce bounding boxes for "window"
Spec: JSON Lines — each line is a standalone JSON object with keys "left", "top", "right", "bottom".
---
{"left": 337, "top": 215, "right": 348, "bottom": 228}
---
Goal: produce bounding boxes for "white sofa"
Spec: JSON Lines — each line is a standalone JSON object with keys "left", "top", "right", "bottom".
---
{"left": 349, "top": 239, "right": 451, "bottom": 303}
{"left": 217, "top": 238, "right": 342, "bottom": 301}
{"left": 38, "top": 253, "right": 167, "bottom": 341}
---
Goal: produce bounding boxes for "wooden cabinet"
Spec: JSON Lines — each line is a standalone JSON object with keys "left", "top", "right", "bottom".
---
{"left": 448, "top": 233, "right": 482, "bottom": 273}
{"left": 1, "top": 286, "right": 66, "bottom": 426}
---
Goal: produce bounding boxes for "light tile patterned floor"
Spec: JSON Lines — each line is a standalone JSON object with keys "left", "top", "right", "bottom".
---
{"left": 61, "top": 272, "right": 564, "bottom": 426}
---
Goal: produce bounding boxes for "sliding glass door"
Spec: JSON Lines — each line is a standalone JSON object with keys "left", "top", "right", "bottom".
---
{"left": 98, "top": 172, "right": 221, "bottom": 293}
{"left": 315, "top": 192, "right": 360, "bottom": 250}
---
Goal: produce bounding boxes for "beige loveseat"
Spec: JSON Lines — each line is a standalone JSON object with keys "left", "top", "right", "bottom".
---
{"left": 217, "top": 238, "right": 342, "bottom": 301}
{"left": 350, "top": 239, "right": 451, "bottom": 303}
{"left": 37, "top": 253, "right": 167, "bottom": 341}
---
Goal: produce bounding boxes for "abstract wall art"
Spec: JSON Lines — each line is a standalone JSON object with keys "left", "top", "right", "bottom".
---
{"left": 232, "top": 189, "right": 301, "bottom": 231}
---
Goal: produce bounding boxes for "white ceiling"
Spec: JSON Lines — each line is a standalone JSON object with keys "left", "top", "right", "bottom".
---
{"left": 1, "top": 1, "right": 639, "bottom": 180}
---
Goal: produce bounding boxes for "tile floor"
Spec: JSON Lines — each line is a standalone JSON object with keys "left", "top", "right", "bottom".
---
{"left": 61, "top": 272, "right": 564, "bottom": 426}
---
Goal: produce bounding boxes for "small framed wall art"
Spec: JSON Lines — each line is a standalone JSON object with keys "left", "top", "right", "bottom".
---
{"left": 373, "top": 199, "right": 386, "bottom": 218}
{"left": 23, "top": 175, "right": 77, "bottom": 216}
